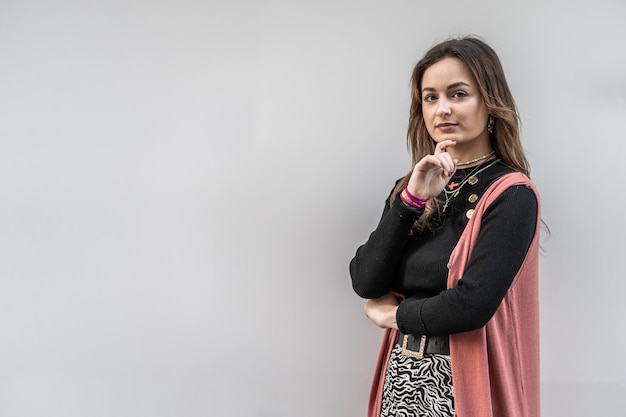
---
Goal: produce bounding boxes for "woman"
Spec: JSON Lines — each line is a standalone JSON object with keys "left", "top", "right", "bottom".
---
{"left": 349, "top": 36, "right": 541, "bottom": 417}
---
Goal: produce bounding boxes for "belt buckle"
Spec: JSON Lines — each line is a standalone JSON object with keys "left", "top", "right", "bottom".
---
{"left": 401, "top": 334, "right": 427, "bottom": 359}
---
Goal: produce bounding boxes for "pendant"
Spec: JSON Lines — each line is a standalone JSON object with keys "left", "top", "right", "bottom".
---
{"left": 442, "top": 190, "right": 458, "bottom": 212}
{"left": 442, "top": 195, "right": 451, "bottom": 212}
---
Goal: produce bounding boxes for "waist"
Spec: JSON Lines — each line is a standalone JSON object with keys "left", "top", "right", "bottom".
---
{"left": 396, "top": 331, "right": 450, "bottom": 358}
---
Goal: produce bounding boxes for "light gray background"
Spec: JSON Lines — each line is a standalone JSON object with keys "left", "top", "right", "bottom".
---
{"left": 1, "top": 0, "right": 625, "bottom": 416}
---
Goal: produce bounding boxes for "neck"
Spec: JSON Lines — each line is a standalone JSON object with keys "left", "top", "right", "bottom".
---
{"left": 445, "top": 130, "right": 491, "bottom": 161}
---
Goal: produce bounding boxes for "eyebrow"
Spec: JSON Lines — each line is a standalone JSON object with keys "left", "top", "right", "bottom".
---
{"left": 422, "top": 81, "right": 471, "bottom": 93}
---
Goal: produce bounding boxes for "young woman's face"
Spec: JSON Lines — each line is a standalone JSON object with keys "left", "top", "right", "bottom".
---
{"left": 421, "top": 57, "right": 490, "bottom": 150}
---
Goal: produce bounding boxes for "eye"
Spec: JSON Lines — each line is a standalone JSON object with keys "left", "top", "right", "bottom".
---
{"left": 452, "top": 90, "right": 468, "bottom": 99}
{"left": 423, "top": 94, "right": 437, "bottom": 103}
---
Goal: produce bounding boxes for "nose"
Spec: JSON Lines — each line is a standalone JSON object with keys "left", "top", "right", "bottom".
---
{"left": 436, "top": 98, "right": 451, "bottom": 117}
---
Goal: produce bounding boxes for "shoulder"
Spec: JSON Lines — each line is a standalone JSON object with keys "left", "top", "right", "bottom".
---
{"left": 483, "top": 162, "right": 516, "bottom": 185}
{"left": 483, "top": 163, "right": 538, "bottom": 200}
{"left": 483, "top": 181, "right": 538, "bottom": 222}
{"left": 480, "top": 164, "right": 539, "bottom": 218}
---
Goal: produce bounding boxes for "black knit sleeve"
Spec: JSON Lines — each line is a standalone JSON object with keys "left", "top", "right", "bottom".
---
{"left": 396, "top": 184, "right": 538, "bottom": 335}
{"left": 349, "top": 183, "right": 424, "bottom": 299}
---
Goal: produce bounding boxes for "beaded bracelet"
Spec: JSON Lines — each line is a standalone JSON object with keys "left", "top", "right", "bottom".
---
{"left": 400, "top": 188, "right": 428, "bottom": 209}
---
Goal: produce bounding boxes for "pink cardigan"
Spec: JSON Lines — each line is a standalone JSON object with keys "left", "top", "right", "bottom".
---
{"left": 368, "top": 173, "right": 541, "bottom": 417}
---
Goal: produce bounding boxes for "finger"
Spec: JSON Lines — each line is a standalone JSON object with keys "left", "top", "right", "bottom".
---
{"left": 424, "top": 152, "right": 453, "bottom": 177}
{"left": 436, "top": 152, "right": 456, "bottom": 175}
{"left": 434, "top": 140, "right": 457, "bottom": 155}
{"left": 414, "top": 154, "right": 445, "bottom": 173}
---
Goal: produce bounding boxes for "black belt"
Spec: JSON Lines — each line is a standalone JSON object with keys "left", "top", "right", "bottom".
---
{"left": 396, "top": 331, "right": 450, "bottom": 358}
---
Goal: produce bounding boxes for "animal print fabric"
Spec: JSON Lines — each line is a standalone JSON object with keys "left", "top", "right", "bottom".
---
{"left": 380, "top": 344, "right": 455, "bottom": 417}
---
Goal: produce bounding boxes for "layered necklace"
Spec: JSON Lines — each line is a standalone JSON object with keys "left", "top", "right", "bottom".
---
{"left": 442, "top": 157, "right": 500, "bottom": 212}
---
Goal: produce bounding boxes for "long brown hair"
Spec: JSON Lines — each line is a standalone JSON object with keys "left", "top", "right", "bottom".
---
{"left": 394, "top": 35, "right": 529, "bottom": 231}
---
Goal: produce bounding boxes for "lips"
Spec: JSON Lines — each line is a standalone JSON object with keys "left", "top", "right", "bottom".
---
{"left": 437, "top": 123, "right": 458, "bottom": 131}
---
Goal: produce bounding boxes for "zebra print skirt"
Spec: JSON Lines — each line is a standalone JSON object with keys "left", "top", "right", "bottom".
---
{"left": 380, "top": 344, "right": 455, "bottom": 417}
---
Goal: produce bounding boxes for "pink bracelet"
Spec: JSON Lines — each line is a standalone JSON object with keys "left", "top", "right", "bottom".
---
{"left": 404, "top": 187, "right": 429, "bottom": 205}
{"left": 400, "top": 190, "right": 427, "bottom": 209}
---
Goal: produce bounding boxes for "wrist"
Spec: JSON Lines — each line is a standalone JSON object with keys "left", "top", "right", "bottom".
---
{"left": 389, "top": 306, "right": 399, "bottom": 330}
{"left": 401, "top": 187, "right": 428, "bottom": 209}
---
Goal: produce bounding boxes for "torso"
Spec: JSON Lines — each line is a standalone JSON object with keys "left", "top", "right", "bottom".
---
{"left": 391, "top": 160, "right": 515, "bottom": 297}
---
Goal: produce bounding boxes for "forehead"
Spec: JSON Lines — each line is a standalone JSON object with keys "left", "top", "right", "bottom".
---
{"left": 421, "top": 57, "right": 475, "bottom": 89}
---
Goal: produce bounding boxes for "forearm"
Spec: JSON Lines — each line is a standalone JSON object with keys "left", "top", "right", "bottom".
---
{"left": 350, "top": 200, "right": 423, "bottom": 299}
{"left": 364, "top": 293, "right": 400, "bottom": 329}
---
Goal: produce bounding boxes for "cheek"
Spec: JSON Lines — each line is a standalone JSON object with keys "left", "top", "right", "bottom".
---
{"left": 422, "top": 106, "right": 435, "bottom": 123}
{"left": 476, "top": 99, "right": 488, "bottom": 116}
{"left": 465, "top": 102, "right": 487, "bottom": 127}
{"left": 422, "top": 108, "right": 433, "bottom": 125}
{"left": 423, "top": 112, "right": 437, "bottom": 137}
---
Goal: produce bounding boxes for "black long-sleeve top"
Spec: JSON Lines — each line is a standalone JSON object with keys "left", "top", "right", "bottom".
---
{"left": 349, "top": 162, "right": 538, "bottom": 336}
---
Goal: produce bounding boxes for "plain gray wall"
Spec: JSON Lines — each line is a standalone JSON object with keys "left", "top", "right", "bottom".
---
{"left": 1, "top": 0, "right": 625, "bottom": 416}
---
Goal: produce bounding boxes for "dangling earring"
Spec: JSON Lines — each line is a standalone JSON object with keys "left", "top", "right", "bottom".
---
{"left": 487, "top": 114, "right": 494, "bottom": 134}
